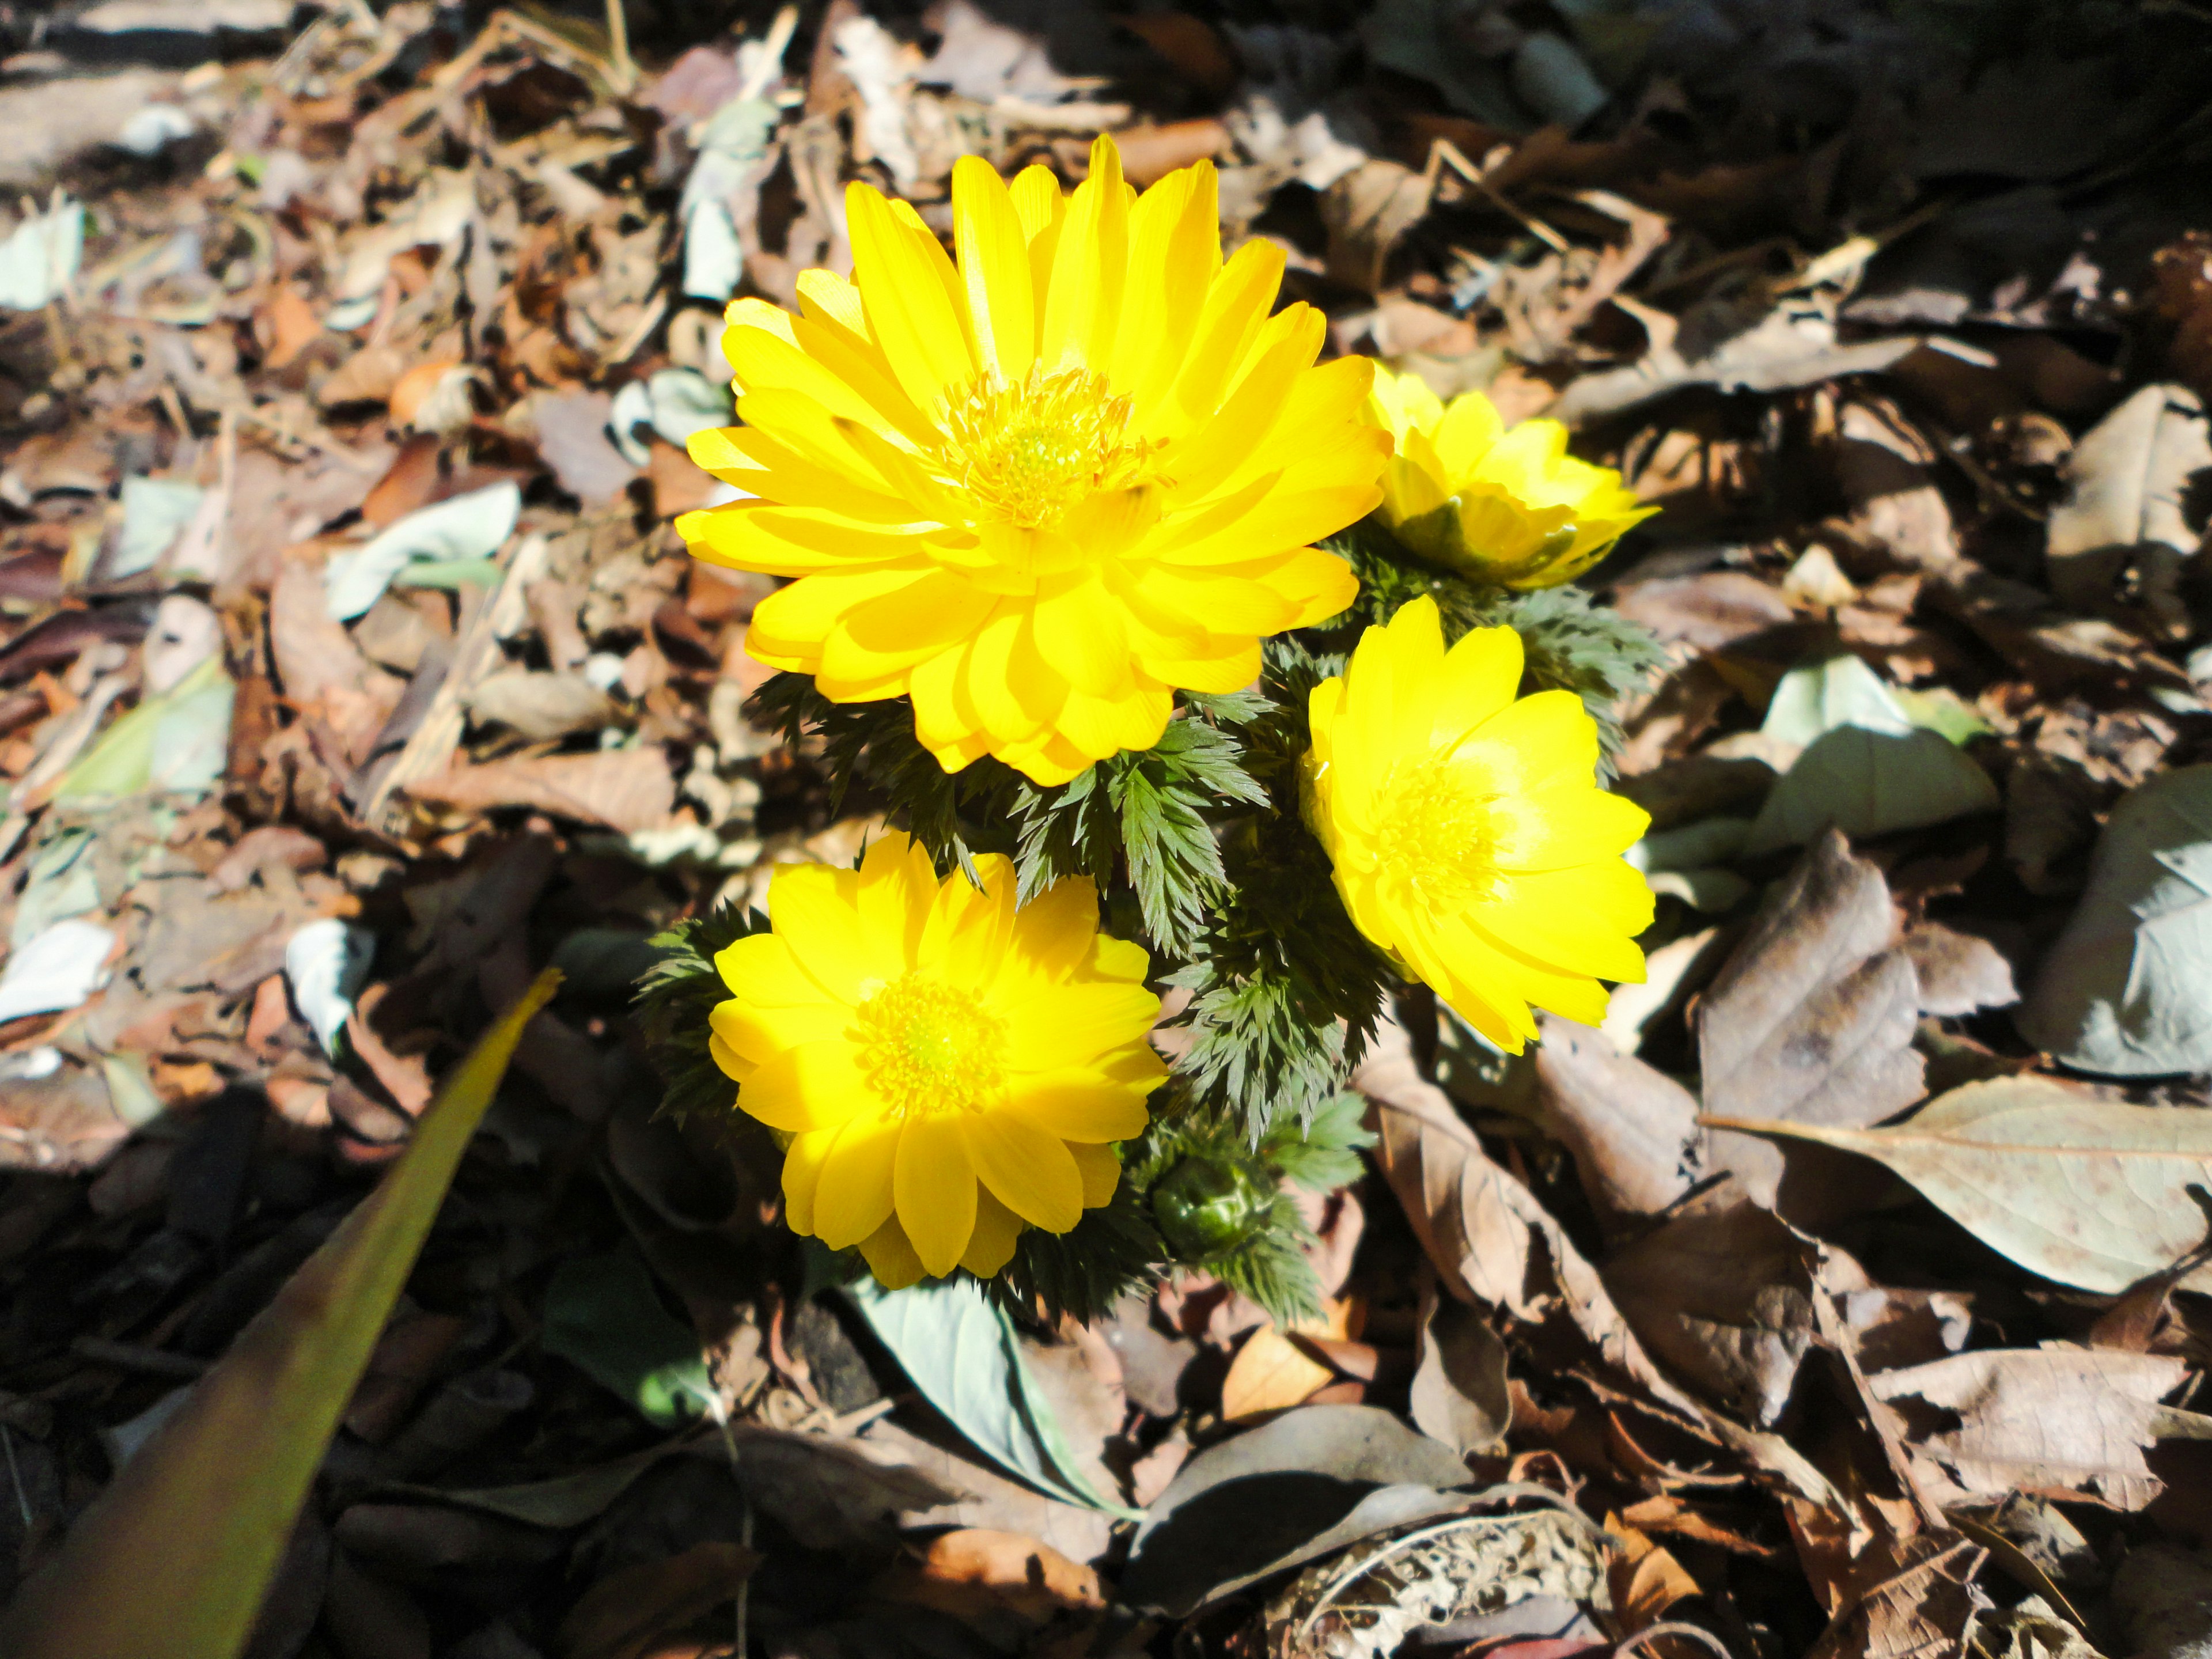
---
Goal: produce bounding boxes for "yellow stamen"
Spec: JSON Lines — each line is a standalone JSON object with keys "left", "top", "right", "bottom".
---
{"left": 853, "top": 972, "right": 1007, "bottom": 1117}
{"left": 1373, "top": 757, "right": 1504, "bottom": 905}
{"left": 937, "top": 365, "right": 1153, "bottom": 530}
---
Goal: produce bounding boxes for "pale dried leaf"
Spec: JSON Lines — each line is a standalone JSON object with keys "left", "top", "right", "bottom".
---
{"left": 1869, "top": 1347, "right": 2188, "bottom": 1510}
{"left": 1703, "top": 1076, "right": 2212, "bottom": 1295}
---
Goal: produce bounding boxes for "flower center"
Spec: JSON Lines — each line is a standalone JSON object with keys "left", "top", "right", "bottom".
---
{"left": 853, "top": 972, "right": 1007, "bottom": 1117}
{"left": 937, "top": 365, "right": 1150, "bottom": 530}
{"left": 1373, "top": 757, "right": 1503, "bottom": 905}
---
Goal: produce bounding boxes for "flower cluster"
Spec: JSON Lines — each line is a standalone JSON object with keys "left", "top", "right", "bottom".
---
{"left": 666, "top": 136, "right": 1660, "bottom": 1298}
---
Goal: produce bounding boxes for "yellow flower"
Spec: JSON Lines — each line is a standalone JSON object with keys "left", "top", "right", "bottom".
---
{"left": 676, "top": 135, "right": 1387, "bottom": 787}
{"left": 1366, "top": 366, "right": 1653, "bottom": 589}
{"left": 1302, "top": 596, "right": 1653, "bottom": 1052}
{"left": 710, "top": 832, "right": 1168, "bottom": 1286}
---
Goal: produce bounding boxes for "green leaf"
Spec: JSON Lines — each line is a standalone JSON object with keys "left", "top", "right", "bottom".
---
{"left": 843, "top": 1278, "right": 1138, "bottom": 1517}
{"left": 2018, "top": 762, "right": 2212, "bottom": 1075}
{"left": 0, "top": 970, "right": 559, "bottom": 1659}
{"left": 56, "top": 655, "right": 235, "bottom": 801}
{"left": 1761, "top": 653, "right": 1912, "bottom": 747}
{"left": 1267, "top": 1089, "right": 1378, "bottom": 1194}
{"left": 1744, "top": 726, "right": 2000, "bottom": 854}
{"left": 541, "top": 1252, "right": 717, "bottom": 1426}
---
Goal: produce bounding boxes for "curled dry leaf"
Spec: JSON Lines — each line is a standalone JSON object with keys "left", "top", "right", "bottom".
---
{"left": 2044, "top": 382, "right": 2211, "bottom": 639}
{"left": 1532, "top": 1014, "right": 1702, "bottom": 1225}
{"left": 1869, "top": 1347, "right": 2190, "bottom": 1510}
{"left": 1408, "top": 1290, "right": 1510, "bottom": 1456}
{"left": 1704, "top": 1076, "right": 2212, "bottom": 1295}
{"left": 1355, "top": 1011, "right": 1700, "bottom": 1419}
{"left": 1696, "top": 830, "right": 1926, "bottom": 1209}
{"left": 407, "top": 747, "right": 677, "bottom": 835}
{"left": 1601, "top": 1198, "right": 1819, "bottom": 1428}
{"left": 558, "top": 1540, "right": 760, "bottom": 1659}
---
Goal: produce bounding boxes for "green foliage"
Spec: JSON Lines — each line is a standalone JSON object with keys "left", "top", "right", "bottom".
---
{"left": 633, "top": 897, "right": 758, "bottom": 1126}
{"left": 1267, "top": 1090, "right": 1377, "bottom": 1195}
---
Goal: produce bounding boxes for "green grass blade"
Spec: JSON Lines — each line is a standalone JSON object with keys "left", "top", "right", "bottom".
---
{"left": 0, "top": 969, "right": 561, "bottom": 1659}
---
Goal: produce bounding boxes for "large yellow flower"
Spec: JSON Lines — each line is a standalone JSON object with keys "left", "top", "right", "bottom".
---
{"left": 710, "top": 833, "right": 1168, "bottom": 1287}
{"left": 1303, "top": 596, "right": 1652, "bottom": 1052}
{"left": 676, "top": 135, "right": 1387, "bottom": 786}
{"left": 1366, "top": 367, "right": 1653, "bottom": 589}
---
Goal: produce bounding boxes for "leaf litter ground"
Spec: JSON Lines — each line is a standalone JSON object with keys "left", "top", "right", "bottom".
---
{"left": 2, "top": 3, "right": 2212, "bottom": 1658}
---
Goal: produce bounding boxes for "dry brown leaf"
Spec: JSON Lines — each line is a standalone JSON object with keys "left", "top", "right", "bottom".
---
{"left": 558, "top": 1540, "right": 760, "bottom": 1659}
{"left": 1602, "top": 1197, "right": 1817, "bottom": 1427}
{"left": 1356, "top": 1012, "right": 1701, "bottom": 1419}
{"left": 1696, "top": 829, "right": 1925, "bottom": 1210}
{"left": 874, "top": 1528, "right": 1102, "bottom": 1634}
{"left": 2044, "top": 382, "right": 2210, "bottom": 640}
{"left": 1222, "top": 1325, "right": 1335, "bottom": 1421}
{"left": 1704, "top": 1077, "right": 2212, "bottom": 1296}
{"left": 1869, "top": 1347, "right": 2189, "bottom": 1510}
{"left": 1901, "top": 924, "right": 2018, "bottom": 1016}
{"left": 1608, "top": 1520, "right": 1702, "bottom": 1633}
{"left": 1804, "top": 1537, "right": 1986, "bottom": 1659}
{"left": 1323, "top": 160, "right": 1434, "bottom": 293}
{"left": 1830, "top": 399, "right": 1958, "bottom": 573}
{"left": 1532, "top": 1015, "right": 1702, "bottom": 1225}
{"left": 1612, "top": 572, "right": 1795, "bottom": 653}
{"left": 407, "top": 747, "right": 676, "bottom": 834}
{"left": 1407, "top": 1289, "right": 1509, "bottom": 1455}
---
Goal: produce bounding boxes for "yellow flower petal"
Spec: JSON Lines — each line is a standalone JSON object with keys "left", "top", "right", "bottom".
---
{"left": 1066, "top": 1139, "right": 1122, "bottom": 1208}
{"left": 968, "top": 1109, "right": 1083, "bottom": 1232}
{"left": 812, "top": 1115, "right": 902, "bottom": 1248}
{"left": 895, "top": 1115, "right": 977, "bottom": 1278}
{"left": 844, "top": 181, "right": 975, "bottom": 414}
{"left": 953, "top": 154, "right": 1037, "bottom": 385}
{"left": 960, "top": 1188, "right": 1025, "bottom": 1277}
{"left": 764, "top": 863, "right": 878, "bottom": 1002}
{"left": 1008, "top": 1070, "right": 1157, "bottom": 1141}
{"left": 859, "top": 1213, "right": 927, "bottom": 1288}
{"left": 737, "top": 1039, "right": 870, "bottom": 1134}
{"left": 1005, "top": 982, "right": 1160, "bottom": 1070}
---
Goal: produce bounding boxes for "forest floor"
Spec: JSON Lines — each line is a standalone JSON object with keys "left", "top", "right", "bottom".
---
{"left": 1, "top": 2, "right": 2211, "bottom": 1657}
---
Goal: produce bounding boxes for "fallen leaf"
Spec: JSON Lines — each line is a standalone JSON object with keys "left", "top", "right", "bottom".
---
{"left": 1705, "top": 1075, "right": 2212, "bottom": 1295}
{"left": 2045, "top": 382, "right": 2210, "bottom": 639}
{"left": 2018, "top": 763, "right": 2212, "bottom": 1075}
{"left": 533, "top": 391, "right": 641, "bottom": 504}
{"left": 1552, "top": 304, "right": 1923, "bottom": 426}
{"left": 1902, "top": 924, "right": 2017, "bottom": 1016}
{"left": 1408, "top": 1290, "right": 1509, "bottom": 1455}
{"left": 1695, "top": 830, "right": 1926, "bottom": 1208}
{"left": 1803, "top": 1537, "right": 1985, "bottom": 1659}
{"left": 542, "top": 1252, "right": 714, "bottom": 1427}
{"left": 1831, "top": 399, "right": 1958, "bottom": 571}
{"left": 1222, "top": 1324, "right": 1335, "bottom": 1421}
{"left": 873, "top": 1528, "right": 1101, "bottom": 1639}
{"left": 845, "top": 1278, "right": 1129, "bottom": 1515}
{"left": 407, "top": 747, "right": 676, "bottom": 834}
{"left": 324, "top": 483, "right": 521, "bottom": 622}
{"left": 1744, "top": 726, "right": 1999, "bottom": 854}
{"left": 1608, "top": 1521, "right": 1701, "bottom": 1633}
{"left": 559, "top": 1540, "right": 759, "bottom": 1659}
{"left": 1612, "top": 571, "right": 1795, "bottom": 653}
{"left": 1532, "top": 1015, "right": 1702, "bottom": 1224}
{"left": 1120, "top": 1404, "right": 1475, "bottom": 1617}
{"left": 1603, "top": 1197, "right": 1819, "bottom": 1427}
{"left": 1869, "top": 1347, "right": 2188, "bottom": 1510}
{"left": 1358, "top": 1012, "right": 1701, "bottom": 1416}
